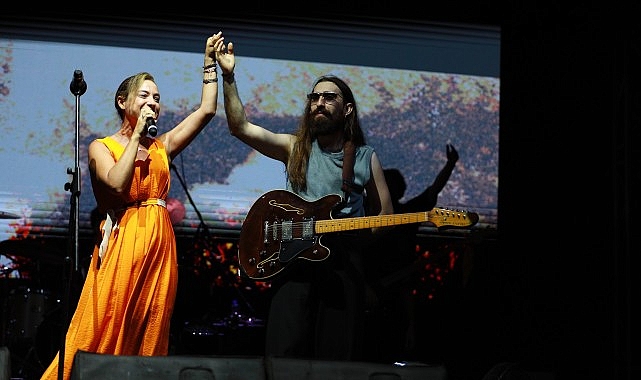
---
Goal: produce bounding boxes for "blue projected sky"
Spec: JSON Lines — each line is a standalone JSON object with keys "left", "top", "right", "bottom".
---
{"left": 0, "top": 38, "right": 499, "bottom": 242}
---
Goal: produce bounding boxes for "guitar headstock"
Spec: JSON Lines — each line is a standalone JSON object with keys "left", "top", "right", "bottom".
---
{"left": 427, "top": 207, "right": 479, "bottom": 229}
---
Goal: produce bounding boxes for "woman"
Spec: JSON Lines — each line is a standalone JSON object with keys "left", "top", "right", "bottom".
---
{"left": 41, "top": 31, "right": 225, "bottom": 380}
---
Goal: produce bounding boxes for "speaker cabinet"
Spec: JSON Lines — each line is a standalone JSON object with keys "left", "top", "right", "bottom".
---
{"left": 266, "top": 357, "right": 447, "bottom": 380}
{"left": 69, "top": 351, "right": 448, "bottom": 380}
{"left": 0, "top": 347, "right": 10, "bottom": 380}
{"left": 70, "top": 351, "right": 266, "bottom": 380}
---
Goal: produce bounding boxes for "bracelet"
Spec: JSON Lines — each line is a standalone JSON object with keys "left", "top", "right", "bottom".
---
{"left": 221, "top": 72, "right": 235, "bottom": 83}
{"left": 203, "top": 66, "right": 217, "bottom": 74}
{"left": 203, "top": 63, "right": 217, "bottom": 70}
{"left": 203, "top": 78, "right": 218, "bottom": 84}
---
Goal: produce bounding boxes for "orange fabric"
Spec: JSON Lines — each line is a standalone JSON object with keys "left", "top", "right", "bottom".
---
{"left": 41, "top": 137, "right": 178, "bottom": 380}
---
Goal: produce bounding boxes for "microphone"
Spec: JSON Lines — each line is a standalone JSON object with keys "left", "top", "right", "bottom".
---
{"left": 146, "top": 117, "right": 158, "bottom": 137}
{"left": 70, "top": 69, "right": 87, "bottom": 96}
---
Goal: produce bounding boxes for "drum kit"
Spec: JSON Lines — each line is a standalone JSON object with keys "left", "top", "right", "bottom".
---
{"left": 1, "top": 211, "right": 66, "bottom": 378}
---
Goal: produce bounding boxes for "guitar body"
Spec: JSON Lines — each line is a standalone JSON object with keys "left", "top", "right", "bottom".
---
{"left": 239, "top": 189, "right": 479, "bottom": 281}
{"left": 239, "top": 190, "right": 342, "bottom": 280}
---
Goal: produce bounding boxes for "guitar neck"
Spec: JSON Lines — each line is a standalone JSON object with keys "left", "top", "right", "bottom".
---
{"left": 315, "top": 211, "right": 430, "bottom": 234}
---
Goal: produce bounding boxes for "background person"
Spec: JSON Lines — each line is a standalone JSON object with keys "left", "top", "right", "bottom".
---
{"left": 364, "top": 143, "right": 459, "bottom": 363}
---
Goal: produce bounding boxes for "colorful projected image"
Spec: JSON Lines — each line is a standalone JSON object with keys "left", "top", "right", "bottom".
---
{"left": 0, "top": 38, "right": 498, "bottom": 242}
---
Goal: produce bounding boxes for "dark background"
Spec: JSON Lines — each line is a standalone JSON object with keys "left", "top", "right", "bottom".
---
{"left": 2, "top": 3, "right": 639, "bottom": 379}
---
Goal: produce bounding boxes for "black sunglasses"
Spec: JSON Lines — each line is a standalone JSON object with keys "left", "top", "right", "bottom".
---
{"left": 306, "top": 92, "right": 341, "bottom": 102}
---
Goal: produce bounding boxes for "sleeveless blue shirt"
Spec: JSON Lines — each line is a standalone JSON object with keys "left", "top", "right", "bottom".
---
{"left": 287, "top": 140, "right": 374, "bottom": 218}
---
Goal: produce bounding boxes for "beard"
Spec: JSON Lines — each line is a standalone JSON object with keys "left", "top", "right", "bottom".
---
{"left": 308, "top": 111, "right": 342, "bottom": 137}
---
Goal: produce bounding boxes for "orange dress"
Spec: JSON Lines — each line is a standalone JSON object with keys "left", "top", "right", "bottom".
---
{"left": 41, "top": 137, "right": 178, "bottom": 380}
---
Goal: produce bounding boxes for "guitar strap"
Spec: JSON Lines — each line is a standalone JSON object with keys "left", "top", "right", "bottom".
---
{"left": 341, "top": 140, "right": 363, "bottom": 196}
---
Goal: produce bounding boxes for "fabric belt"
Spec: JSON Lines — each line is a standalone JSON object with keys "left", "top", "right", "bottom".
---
{"left": 98, "top": 198, "right": 167, "bottom": 261}
{"left": 123, "top": 198, "right": 167, "bottom": 209}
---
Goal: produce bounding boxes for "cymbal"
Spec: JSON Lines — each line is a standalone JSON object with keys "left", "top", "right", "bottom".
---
{"left": 0, "top": 211, "right": 19, "bottom": 219}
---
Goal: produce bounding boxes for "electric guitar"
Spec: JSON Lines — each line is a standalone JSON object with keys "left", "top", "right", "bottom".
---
{"left": 238, "top": 189, "right": 479, "bottom": 280}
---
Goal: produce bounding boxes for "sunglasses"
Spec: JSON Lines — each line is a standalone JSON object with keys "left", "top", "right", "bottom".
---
{"left": 306, "top": 92, "right": 341, "bottom": 103}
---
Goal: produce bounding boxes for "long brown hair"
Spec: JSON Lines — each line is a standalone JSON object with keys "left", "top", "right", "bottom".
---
{"left": 287, "top": 75, "right": 366, "bottom": 192}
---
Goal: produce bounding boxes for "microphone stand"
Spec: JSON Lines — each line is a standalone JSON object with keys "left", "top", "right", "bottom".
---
{"left": 59, "top": 70, "right": 87, "bottom": 380}
{"left": 171, "top": 163, "right": 208, "bottom": 236}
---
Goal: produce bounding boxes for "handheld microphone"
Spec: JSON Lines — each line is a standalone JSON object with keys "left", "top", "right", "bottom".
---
{"left": 70, "top": 69, "right": 87, "bottom": 96}
{"left": 146, "top": 117, "right": 158, "bottom": 137}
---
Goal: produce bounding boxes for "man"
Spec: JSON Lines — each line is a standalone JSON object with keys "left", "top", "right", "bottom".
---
{"left": 216, "top": 33, "right": 393, "bottom": 361}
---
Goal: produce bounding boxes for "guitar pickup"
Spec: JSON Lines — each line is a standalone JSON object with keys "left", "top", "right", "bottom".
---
{"left": 264, "top": 219, "right": 294, "bottom": 242}
{"left": 281, "top": 220, "right": 293, "bottom": 240}
{"left": 302, "top": 219, "right": 314, "bottom": 239}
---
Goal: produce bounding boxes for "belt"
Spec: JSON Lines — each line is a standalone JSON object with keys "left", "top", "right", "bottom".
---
{"left": 98, "top": 198, "right": 167, "bottom": 263}
{"left": 123, "top": 198, "right": 167, "bottom": 209}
